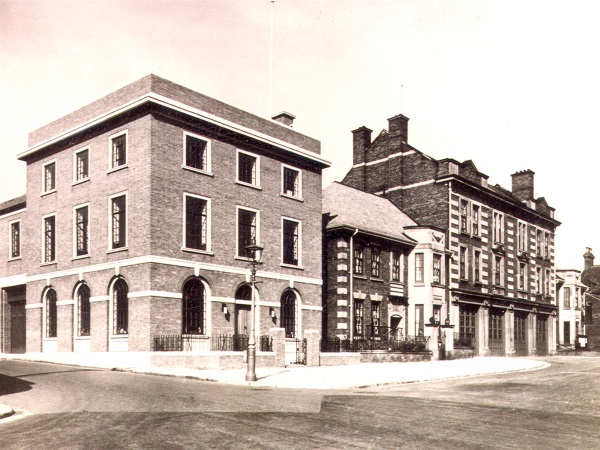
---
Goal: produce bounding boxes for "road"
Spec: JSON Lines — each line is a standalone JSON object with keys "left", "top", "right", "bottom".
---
{"left": 0, "top": 356, "right": 599, "bottom": 449}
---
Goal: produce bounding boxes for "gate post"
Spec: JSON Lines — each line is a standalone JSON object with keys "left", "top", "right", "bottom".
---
{"left": 269, "top": 327, "right": 286, "bottom": 367}
{"left": 304, "top": 330, "right": 320, "bottom": 366}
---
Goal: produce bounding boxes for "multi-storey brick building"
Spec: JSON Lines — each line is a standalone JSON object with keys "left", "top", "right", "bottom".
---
{"left": 342, "top": 114, "right": 560, "bottom": 356}
{"left": 581, "top": 248, "right": 600, "bottom": 350}
{"left": 556, "top": 268, "right": 586, "bottom": 349}
{"left": 0, "top": 75, "right": 329, "bottom": 358}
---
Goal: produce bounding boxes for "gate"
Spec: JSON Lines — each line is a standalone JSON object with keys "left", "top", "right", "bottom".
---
{"left": 10, "top": 300, "right": 26, "bottom": 354}
{"left": 536, "top": 315, "right": 548, "bottom": 356}
{"left": 294, "top": 338, "right": 307, "bottom": 365}
{"left": 488, "top": 309, "right": 504, "bottom": 356}
{"left": 514, "top": 312, "right": 528, "bottom": 356}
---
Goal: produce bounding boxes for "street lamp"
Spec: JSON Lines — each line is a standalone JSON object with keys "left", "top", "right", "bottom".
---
{"left": 245, "top": 243, "right": 264, "bottom": 382}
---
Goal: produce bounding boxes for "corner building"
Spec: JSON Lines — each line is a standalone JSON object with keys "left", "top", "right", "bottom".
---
{"left": 342, "top": 114, "right": 560, "bottom": 356}
{"left": 0, "top": 75, "right": 329, "bottom": 355}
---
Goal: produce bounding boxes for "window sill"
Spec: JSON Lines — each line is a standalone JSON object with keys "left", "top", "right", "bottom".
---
{"left": 40, "top": 261, "right": 57, "bottom": 267}
{"left": 413, "top": 282, "right": 425, "bottom": 287}
{"left": 41, "top": 189, "right": 57, "bottom": 197}
{"left": 72, "top": 178, "right": 90, "bottom": 187}
{"left": 107, "top": 164, "right": 128, "bottom": 174}
{"left": 235, "top": 180, "right": 262, "bottom": 190}
{"left": 8, "top": 256, "right": 21, "bottom": 262}
{"left": 182, "top": 247, "right": 214, "bottom": 256}
{"left": 280, "top": 263, "right": 304, "bottom": 270}
{"left": 182, "top": 165, "right": 213, "bottom": 177}
{"left": 71, "top": 254, "right": 91, "bottom": 261}
{"left": 43, "top": 337, "right": 58, "bottom": 341}
{"left": 280, "top": 193, "right": 304, "bottom": 202}
{"left": 111, "top": 334, "right": 129, "bottom": 338}
{"left": 370, "top": 277, "right": 384, "bottom": 283}
{"left": 431, "top": 281, "right": 443, "bottom": 287}
{"left": 353, "top": 274, "right": 367, "bottom": 279}
{"left": 75, "top": 336, "right": 91, "bottom": 340}
{"left": 107, "top": 247, "right": 129, "bottom": 255}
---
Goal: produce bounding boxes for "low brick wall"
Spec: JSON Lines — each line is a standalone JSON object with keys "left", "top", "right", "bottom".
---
{"left": 151, "top": 351, "right": 279, "bottom": 370}
{"left": 319, "top": 353, "right": 362, "bottom": 366}
{"left": 359, "top": 351, "right": 432, "bottom": 363}
{"left": 448, "top": 347, "right": 474, "bottom": 360}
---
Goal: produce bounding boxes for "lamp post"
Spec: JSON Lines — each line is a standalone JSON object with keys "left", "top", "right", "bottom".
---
{"left": 245, "top": 243, "right": 264, "bottom": 382}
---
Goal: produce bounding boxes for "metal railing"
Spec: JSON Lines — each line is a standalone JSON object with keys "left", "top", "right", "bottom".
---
{"left": 453, "top": 333, "right": 474, "bottom": 348}
{"left": 210, "top": 334, "right": 273, "bottom": 352}
{"left": 353, "top": 325, "right": 404, "bottom": 340}
{"left": 153, "top": 334, "right": 207, "bottom": 352}
{"left": 321, "top": 335, "right": 429, "bottom": 353}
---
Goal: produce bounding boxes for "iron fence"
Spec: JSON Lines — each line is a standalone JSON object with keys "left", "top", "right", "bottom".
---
{"left": 153, "top": 334, "right": 206, "bottom": 352}
{"left": 210, "top": 334, "right": 273, "bottom": 352}
{"left": 453, "top": 333, "right": 474, "bottom": 348}
{"left": 153, "top": 334, "right": 274, "bottom": 352}
{"left": 321, "top": 335, "right": 428, "bottom": 353}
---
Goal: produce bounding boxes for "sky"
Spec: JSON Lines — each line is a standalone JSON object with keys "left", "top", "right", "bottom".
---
{"left": 0, "top": 0, "right": 598, "bottom": 270}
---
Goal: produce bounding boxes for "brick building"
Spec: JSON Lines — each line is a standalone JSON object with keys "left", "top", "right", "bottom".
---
{"left": 341, "top": 114, "right": 560, "bottom": 356}
{"left": 0, "top": 75, "right": 329, "bottom": 358}
{"left": 581, "top": 248, "right": 600, "bottom": 350}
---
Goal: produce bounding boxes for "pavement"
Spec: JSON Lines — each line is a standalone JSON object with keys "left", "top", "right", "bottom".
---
{"left": 0, "top": 353, "right": 550, "bottom": 419}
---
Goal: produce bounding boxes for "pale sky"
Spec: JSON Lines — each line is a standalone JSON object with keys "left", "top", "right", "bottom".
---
{"left": 1, "top": 0, "right": 598, "bottom": 270}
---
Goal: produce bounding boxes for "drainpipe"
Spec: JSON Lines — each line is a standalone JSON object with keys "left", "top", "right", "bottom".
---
{"left": 349, "top": 229, "right": 359, "bottom": 341}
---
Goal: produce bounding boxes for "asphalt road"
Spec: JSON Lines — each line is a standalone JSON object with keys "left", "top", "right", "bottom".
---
{"left": 0, "top": 356, "right": 599, "bottom": 449}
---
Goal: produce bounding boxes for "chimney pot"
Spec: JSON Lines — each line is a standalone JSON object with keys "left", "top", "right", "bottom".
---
{"left": 584, "top": 247, "right": 595, "bottom": 271}
{"left": 272, "top": 111, "right": 295, "bottom": 127}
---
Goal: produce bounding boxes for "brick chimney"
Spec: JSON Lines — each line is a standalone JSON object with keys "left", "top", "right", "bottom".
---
{"left": 352, "top": 126, "right": 372, "bottom": 165}
{"left": 272, "top": 111, "right": 295, "bottom": 127}
{"left": 511, "top": 169, "right": 535, "bottom": 201}
{"left": 584, "top": 247, "right": 595, "bottom": 271}
{"left": 387, "top": 114, "right": 409, "bottom": 141}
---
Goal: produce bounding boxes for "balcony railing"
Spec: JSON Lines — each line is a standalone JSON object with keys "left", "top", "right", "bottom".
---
{"left": 453, "top": 332, "right": 474, "bottom": 348}
{"left": 321, "top": 334, "right": 429, "bottom": 353}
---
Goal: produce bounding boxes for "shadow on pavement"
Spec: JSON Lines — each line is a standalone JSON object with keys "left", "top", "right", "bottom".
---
{"left": 0, "top": 373, "right": 34, "bottom": 396}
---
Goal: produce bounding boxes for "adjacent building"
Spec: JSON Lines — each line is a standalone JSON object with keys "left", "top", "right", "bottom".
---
{"left": 0, "top": 75, "right": 330, "bottom": 356}
{"left": 555, "top": 268, "right": 586, "bottom": 349}
{"left": 341, "top": 114, "right": 560, "bottom": 356}
{"left": 581, "top": 248, "right": 600, "bottom": 350}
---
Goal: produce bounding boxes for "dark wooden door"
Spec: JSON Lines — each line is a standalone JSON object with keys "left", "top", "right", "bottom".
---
{"left": 488, "top": 309, "right": 504, "bottom": 356}
{"left": 235, "top": 305, "right": 251, "bottom": 336}
{"left": 514, "top": 312, "right": 528, "bottom": 356}
{"left": 10, "top": 300, "right": 26, "bottom": 353}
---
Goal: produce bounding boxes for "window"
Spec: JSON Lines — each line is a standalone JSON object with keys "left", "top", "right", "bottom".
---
{"left": 433, "top": 254, "right": 442, "bottom": 284}
{"left": 43, "top": 161, "right": 56, "bottom": 193}
{"left": 237, "top": 150, "right": 259, "bottom": 186}
{"left": 371, "top": 302, "right": 381, "bottom": 335}
{"left": 459, "top": 305, "right": 477, "bottom": 343}
{"left": 185, "top": 195, "right": 210, "bottom": 251}
{"left": 415, "top": 253, "right": 424, "bottom": 283}
{"left": 354, "top": 300, "right": 364, "bottom": 336}
{"left": 110, "top": 194, "right": 127, "bottom": 250}
{"left": 77, "top": 284, "right": 91, "bottom": 337}
{"left": 494, "top": 255, "right": 503, "bottom": 286}
{"left": 282, "top": 165, "right": 301, "bottom": 198}
{"left": 518, "top": 262, "right": 527, "bottom": 291}
{"left": 110, "top": 131, "right": 127, "bottom": 169}
{"left": 564, "top": 287, "right": 571, "bottom": 308}
{"left": 493, "top": 212, "right": 504, "bottom": 243}
{"left": 472, "top": 204, "right": 480, "bottom": 236}
{"left": 182, "top": 278, "right": 205, "bottom": 334}
{"left": 9, "top": 220, "right": 20, "bottom": 259}
{"left": 354, "top": 244, "right": 364, "bottom": 275}
{"left": 545, "top": 269, "right": 551, "bottom": 296}
{"left": 282, "top": 218, "right": 301, "bottom": 266}
{"left": 46, "top": 288, "right": 57, "bottom": 338}
{"left": 459, "top": 247, "right": 468, "bottom": 280}
{"left": 371, "top": 247, "right": 381, "bottom": 278}
{"left": 460, "top": 199, "right": 469, "bottom": 233}
{"left": 536, "top": 229, "right": 543, "bottom": 256}
{"left": 237, "top": 207, "right": 258, "bottom": 258}
{"left": 281, "top": 290, "right": 296, "bottom": 338}
{"left": 112, "top": 278, "right": 128, "bottom": 335}
{"left": 74, "top": 205, "right": 89, "bottom": 257}
{"left": 518, "top": 222, "right": 528, "bottom": 252}
{"left": 415, "top": 304, "right": 424, "bottom": 336}
{"left": 43, "top": 215, "right": 56, "bottom": 263}
{"left": 544, "top": 232, "right": 550, "bottom": 259}
{"left": 391, "top": 251, "right": 401, "bottom": 282}
{"left": 184, "top": 133, "right": 210, "bottom": 172}
{"left": 473, "top": 250, "right": 481, "bottom": 283}
{"left": 536, "top": 267, "right": 543, "bottom": 294}
{"left": 74, "top": 147, "right": 89, "bottom": 182}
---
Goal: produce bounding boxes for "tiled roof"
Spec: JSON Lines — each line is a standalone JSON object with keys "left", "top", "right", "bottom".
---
{"left": 323, "top": 182, "right": 417, "bottom": 244}
{"left": 582, "top": 266, "right": 600, "bottom": 293}
{"left": 0, "top": 195, "right": 26, "bottom": 215}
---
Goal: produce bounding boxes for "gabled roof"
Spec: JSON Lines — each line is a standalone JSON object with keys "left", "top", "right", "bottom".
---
{"left": 323, "top": 182, "right": 417, "bottom": 245}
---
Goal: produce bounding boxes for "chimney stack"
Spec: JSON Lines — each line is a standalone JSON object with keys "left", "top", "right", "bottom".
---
{"left": 584, "top": 247, "right": 595, "bottom": 271}
{"left": 272, "top": 111, "right": 295, "bottom": 127}
{"left": 387, "top": 114, "right": 409, "bottom": 142}
{"left": 352, "top": 126, "right": 372, "bottom": 165}
{"left": 511, "top": 169, "right": 535, "bottom": 201}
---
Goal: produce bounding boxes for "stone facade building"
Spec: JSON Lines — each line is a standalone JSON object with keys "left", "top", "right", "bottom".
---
{"left": 0, "top": 75, "right": 329, "bottom": 360}
{"left": 341, "top": 114, "right": 560, "bottom": 356}
{"left": 555, "top": 268, "right": 586, "bottom": 349}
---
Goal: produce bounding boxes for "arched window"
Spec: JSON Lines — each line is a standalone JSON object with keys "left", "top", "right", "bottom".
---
{"left": 281, "top": 290, "right": 296, "bottom": 338}
{"left": 182, "top": 278, "right": 205, "bottom": 334}
{"left": 77, "top": 284, "right": 91, "bottom": 337}
{"left": 46, "top": 288, "right": 57, "bottom": 338}
{"left": 112, "top": 278, "right": 128, "bottom": 335}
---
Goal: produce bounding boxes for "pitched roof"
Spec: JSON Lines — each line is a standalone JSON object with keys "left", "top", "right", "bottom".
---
{"left": 323, "top": 182, "right": 417, "bottom": 244}
{"left": 0, "top": 195, "right": 26, "bottom": 216}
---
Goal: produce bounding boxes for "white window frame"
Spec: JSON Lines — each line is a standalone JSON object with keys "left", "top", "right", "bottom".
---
{"left": 8, "top": 219, "right": 21, "bottom": 260}
{"left": 518, "top": 261, "right": 527, "bottom": 291}
{"left": 182, "top": 131, "right": 212, "bottom": 175}
{"left": 182, "top": 193, "right": 212, "bottom": 254}
{"left": 281, "top": 216, "right": 302, "bottom": 268}
{"left": 73, "top": 146, "right": 90, "bottom": 184}
{"left": 235, "top": 205, "right": 260, "bottom": 259}
{"left": 41, "top": 213, "right": 57, "bottom": 264}
{"left": 432, "top": 253, "right": 442, "bottom": 284}
{"left": 473, "top": 249, "right": 482, "bottom": 283}
{"left": 471, "top": 203, "right": 480, "bottom": 236}
{"left": 108, "top": 192, "right": 128, "bottom": 252}
{"left": 459, "top": 246, "right": 468, "bottom": 280}
{"left": 493, "top": 211, "right": 504, "bottom": 244}
{"left": 108, "top": 129, "right": 128, "bottom": 172}
{"left": 108, "top": 277, "right": 129, "bottom": 339}
{"left": 391, "top": 251, "right": 402, "bottom": 282}
{"left": 236, "top": 149, "right": 261, "bottom": 188}
{"left": 517, "top": 221, "right": 528, "bottom": 253}
{"left": 281, "top": 164, "right": 303, "bottom": 200}
{"left": 42, "top": 159, "right": 57, "bottom": 194}
{"left": 460, "top": 199, "right": 470, "bottom": 234}
{"left": 73, "top": 202, "right": 91, "bottom": 259}
{"left": 494, "top": 254, "right": 504, "bottom": 286}
{"left": 415, "top": 252, "right": 424, "bottom": 284}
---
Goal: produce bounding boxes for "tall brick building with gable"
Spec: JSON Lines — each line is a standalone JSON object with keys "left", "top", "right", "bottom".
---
{"left": 0, "top": 75, "right": 329, "bottom": 360}
{"left": 342, "top": 114, "right": 560, "bottom": 357}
